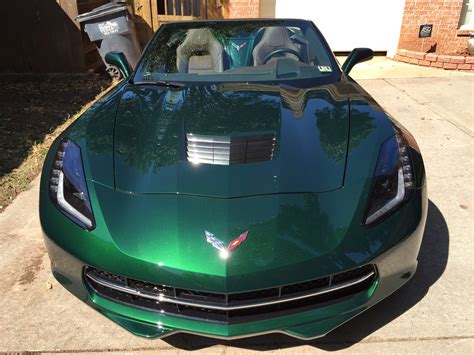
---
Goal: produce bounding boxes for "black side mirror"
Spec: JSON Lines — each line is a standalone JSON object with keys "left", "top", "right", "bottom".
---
{"left": 342, "top": 48, "right": 374, "bottom": 75}
{"left": 104, "top": 52, "right": 132, "bottom": 79}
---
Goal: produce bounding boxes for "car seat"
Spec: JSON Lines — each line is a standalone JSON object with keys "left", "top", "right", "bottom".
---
{"left": 252, "top": 27, "right": 301, "bottom": 66}
{"left": 176, "top": 29, "right": 224, "bottom": 73}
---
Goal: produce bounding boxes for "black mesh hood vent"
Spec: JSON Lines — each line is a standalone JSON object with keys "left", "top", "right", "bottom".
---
{"left": 186, "top": 132, "right": 276, "bottom": 165}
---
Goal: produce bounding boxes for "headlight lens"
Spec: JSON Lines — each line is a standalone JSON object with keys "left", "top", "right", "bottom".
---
{"left": 49, "top": 139, "right": 95, "bottom": 230}
{"left": 364, "top": 129, "right": 415, "bottom": 225}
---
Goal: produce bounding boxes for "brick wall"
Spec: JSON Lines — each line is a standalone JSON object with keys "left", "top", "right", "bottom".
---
{"left": 228, "top": 0, "right": 259, "bottom": 18}
{"left": 398, "top": 0, "right": 469, "bottom": 55}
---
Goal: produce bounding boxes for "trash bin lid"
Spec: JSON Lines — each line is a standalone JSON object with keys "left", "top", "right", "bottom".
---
{"left": 76, "top": 1, "right": 129, "bottom": 22}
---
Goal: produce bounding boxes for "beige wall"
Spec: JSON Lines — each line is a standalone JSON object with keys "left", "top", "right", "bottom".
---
{"left": 259, "top": 0, "right": 275, "bottom": 18}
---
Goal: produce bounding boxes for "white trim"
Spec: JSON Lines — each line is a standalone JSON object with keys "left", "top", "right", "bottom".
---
{"left": 460, "top": 0, "right": 474, "bottom": 29}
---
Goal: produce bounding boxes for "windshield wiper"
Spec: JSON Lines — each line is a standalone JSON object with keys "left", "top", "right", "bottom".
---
{"left": 132, "top": 80, "right": 186, "bottom": 89}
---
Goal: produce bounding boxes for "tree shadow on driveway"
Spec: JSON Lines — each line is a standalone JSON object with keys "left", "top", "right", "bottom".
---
{"left": 163, "top": 200, "right": 449, "bottom": 351}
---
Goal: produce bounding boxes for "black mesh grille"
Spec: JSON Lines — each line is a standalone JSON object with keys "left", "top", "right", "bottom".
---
{"left": 84, "top": 264, "right": 376, "bottom": 324}
{"left": 332, "top": 264, "right": 373, "bottom": 284}
{"left": 128, "top": 279, "right": 175, "bottom": 297}
{"left": 228, "top": 287, "right": 279, "bottom": 303}
{"left": 176, "top": 288, "right": 227, "bottom": 304}
{"left": 281, "top": 276, "right": 330, "bottom": 296}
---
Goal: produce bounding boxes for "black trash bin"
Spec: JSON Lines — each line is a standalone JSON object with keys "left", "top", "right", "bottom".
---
{"left": 76, "top": 1, "right": 141, "bottom": 78}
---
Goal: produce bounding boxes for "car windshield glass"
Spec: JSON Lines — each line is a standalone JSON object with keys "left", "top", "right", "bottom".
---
{"left": 133, "top": 20, "right": 338, "bottom": 84}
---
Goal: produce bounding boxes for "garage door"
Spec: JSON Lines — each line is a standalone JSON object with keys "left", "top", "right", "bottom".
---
{"left": 274, "top": 0, "right": 405, "bottom": 57}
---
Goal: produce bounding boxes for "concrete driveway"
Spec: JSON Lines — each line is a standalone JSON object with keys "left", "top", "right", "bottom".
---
{"left": 1, "top": 62, "right": 473, "bottom": 354}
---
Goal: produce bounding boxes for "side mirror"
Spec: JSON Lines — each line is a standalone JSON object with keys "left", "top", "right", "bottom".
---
{"left": 104, "top": 52, "right": 132, "bottom": 79}
{"left": 342, "top": 48, "right": 373, "bottom": 75}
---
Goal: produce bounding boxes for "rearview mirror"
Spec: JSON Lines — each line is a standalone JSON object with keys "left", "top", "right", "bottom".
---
{"left": 104, "top": 52, "right": 132, "bottom": 79}
{"left": 342, "top": 48, "right": 374, "bottom": 75}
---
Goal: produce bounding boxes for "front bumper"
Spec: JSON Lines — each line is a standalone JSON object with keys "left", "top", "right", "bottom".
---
{"left": 43, "top": 201, "right": 425, "bottom": 340}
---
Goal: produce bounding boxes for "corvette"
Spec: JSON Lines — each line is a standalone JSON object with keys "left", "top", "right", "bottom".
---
{"left": 40, "top": 19, "right": 427, "bottom": 340}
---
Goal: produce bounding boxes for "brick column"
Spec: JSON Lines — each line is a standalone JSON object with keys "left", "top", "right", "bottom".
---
{"left": 398, "top": 0, "right": 468, "bottom": 55}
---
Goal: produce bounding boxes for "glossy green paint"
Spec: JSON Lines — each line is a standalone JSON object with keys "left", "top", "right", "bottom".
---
{"left": 40, "top": 49, "right": 427, "bottom": 339}
{"left": 41, "top": 184, "right": 426, "bottom": 339}
{"left": 113, "top": 82, "right": 350, "bottom": 196}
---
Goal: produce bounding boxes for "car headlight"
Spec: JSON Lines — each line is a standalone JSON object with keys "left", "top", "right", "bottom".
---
{"left": 49, "top": 139, "right": 95, "bottom": 230}
{"left": 364, "top": 128, "right": 415, "bottom": 226}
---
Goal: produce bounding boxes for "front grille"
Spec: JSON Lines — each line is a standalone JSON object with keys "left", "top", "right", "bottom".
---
{"left": 186, "top": 133, "right": 276, "bottom": 165}
{"left": 84, "top": 265, "right": 376, "bottom": 324}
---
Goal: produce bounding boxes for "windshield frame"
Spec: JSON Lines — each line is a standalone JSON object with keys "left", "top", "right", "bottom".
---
{"left": 130, "top": 19, "right": 341, "bottom": 87}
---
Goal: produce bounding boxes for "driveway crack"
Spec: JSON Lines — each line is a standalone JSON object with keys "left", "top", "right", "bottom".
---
{"left": 382, "top": 78, "right": 473, "bottom": 137}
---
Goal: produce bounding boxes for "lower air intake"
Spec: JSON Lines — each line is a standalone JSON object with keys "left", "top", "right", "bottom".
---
{"left": 84, "top": 264, "right": 377, "bottom": 324}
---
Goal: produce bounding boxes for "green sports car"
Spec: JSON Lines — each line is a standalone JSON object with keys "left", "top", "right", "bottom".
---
{"left": 40, "top": 19, "right": 427, "bottom": 340}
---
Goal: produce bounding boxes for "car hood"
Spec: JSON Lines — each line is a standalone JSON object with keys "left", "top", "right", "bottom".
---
{"left": 46, "top": 77, "right": 402, "bottom": 291}
{"left": 112, "top": 82, "right": 350, "bottom": 197}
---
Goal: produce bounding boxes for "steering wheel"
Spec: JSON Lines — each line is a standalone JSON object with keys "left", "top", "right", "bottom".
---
{"left": 263, "top": 48, "right": 304, "bottom": 64}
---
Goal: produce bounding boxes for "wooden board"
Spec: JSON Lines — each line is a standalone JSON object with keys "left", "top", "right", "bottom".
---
{"left": 0, "top": 0, "right": 233, "bottom": 73}
{"left": 150, "top": 0, "right": 230, "bottom": 31}
{"left": 0, "top": 0, "right": 86, "bottom": 73}
{"left": 131, "top": 0, "right": 154, "bottom": 48}
{"left": 129, "top": 0, "right": 232, "bottom": 47}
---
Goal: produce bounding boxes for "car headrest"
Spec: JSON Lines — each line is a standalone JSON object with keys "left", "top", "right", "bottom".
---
{"left": 253, "top": 27, "right": 300, "bottom": 66}
{"left": 176, "top": 29, "right": 224, "bottom": 73}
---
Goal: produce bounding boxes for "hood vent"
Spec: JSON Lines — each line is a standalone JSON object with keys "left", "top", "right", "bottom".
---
{"left": 186, "top": 133, "right": 276, "bottom": 165}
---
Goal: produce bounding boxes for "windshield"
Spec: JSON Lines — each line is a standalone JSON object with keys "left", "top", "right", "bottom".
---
{"left": 133, "top": 20, "right": 339, "bottom": 84}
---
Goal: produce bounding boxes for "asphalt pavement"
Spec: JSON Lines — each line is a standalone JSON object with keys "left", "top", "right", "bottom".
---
{"left": 0, "top": 59, "right": 473, "bottom": 354}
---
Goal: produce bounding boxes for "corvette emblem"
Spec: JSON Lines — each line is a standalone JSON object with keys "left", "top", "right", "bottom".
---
{"left": 231, "top": 41, "right": 247, "bottom": 51}
{"left": 205, "top": 230, "right": 249, "bottom": 259}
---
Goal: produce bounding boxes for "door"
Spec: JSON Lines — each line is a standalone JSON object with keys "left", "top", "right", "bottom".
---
{"left": 274, "top": 0, "right": 405, "bottom": 57}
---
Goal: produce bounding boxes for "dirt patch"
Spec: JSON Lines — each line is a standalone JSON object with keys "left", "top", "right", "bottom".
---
{"left": 0, "top": 74, "right": 113, "bottom": 211}
{"left": 18, "top": 246, "right": 46, "bottom": 285}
